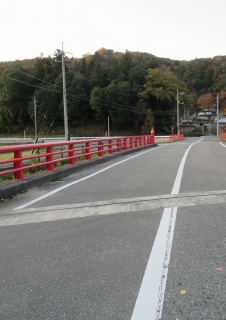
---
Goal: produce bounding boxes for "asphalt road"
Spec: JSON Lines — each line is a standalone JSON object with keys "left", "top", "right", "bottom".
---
{"left": 0, "top": 137, "right": 226, "bottom": 320}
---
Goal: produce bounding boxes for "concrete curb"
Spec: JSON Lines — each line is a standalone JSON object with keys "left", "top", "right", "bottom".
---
{"left": 0, "top": 144, "right": 158, "bottom": 199}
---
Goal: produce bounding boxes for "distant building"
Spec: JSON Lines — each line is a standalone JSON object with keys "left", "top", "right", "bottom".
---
{"left": 181, "top": 119, "right": 193, "bottom": 125}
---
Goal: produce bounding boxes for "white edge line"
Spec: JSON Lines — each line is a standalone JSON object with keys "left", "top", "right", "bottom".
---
{"left": 131, "top": 137, "right": 203, "bottom": 320}
{"left": 131, "top": 207, "right": 172, "bottom": 320}
{"left": 157, "top": 207, "right": 177, "bottom": 319}
{"left": 219, "top": 142, "right": 226, "bottom": 148}
{"left": 171, "top": 138, "right": 203, "bottom": 194}
{"left": 13, "top": 145, "right": 165, "bottom": 210}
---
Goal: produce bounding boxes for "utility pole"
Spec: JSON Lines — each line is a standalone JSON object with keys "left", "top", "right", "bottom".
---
{"left": 62, "top": 43, "right": 68, "bottom": 141}
{"left": 217, "top": 93, "right": 219, "bottom": 136}
{"left": 108, "top": 117, "right": 110, "bottom": 137}
{"left": 177, "top": 89, "right": 185, "bottom": 134}
{"left": 177, "top": 89, "right": 179, "bottom": 133}
{"left": 34, "top": 96, "right": 37, "bottom": 137}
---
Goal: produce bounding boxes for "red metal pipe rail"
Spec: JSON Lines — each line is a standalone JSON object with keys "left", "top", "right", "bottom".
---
{"left": 0, "top": 135, "right": 154, "bottom": 180}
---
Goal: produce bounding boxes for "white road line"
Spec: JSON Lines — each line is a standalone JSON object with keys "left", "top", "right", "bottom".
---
{"left": 219, "top": 142, "right": 226, "bottom": 148}
{"left": 13, "top": 145, "right": 165, "bottom": 210}
{"left": 171, "top": 138, "right": 203, "bottom": 194}
{"left": 131, "top": 138, "right": 202, "bottom": 320}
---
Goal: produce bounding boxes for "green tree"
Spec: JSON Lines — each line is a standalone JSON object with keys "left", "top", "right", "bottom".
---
{"left": 119, "top": 50, "right": 132, "bottom": 79}
{"left": 90, "top": 86, "right": 109, "bottom": 119}
{"left": 128, "top": 65, "right": 147, "bottom": 86}
{"left": 80, "top": 57, "right": 88, "bottom": 76}
{"left": 0, "top": 65, "right": 33, "bottom": 130}
{"left": 109, "top": 58, "right": 122, "bottom": 83}
{"left": 90, "top": 52, "right": 105, "bottom": 87}
{"left": 140, "top": 68, "right": 186, "bottom": 107}
{"left": 139, "top": 67, "right": 187, "bottom": 133}
{"left": 67, "top": 77, "right": 91, "bottom": 124}
{"left": 90, "top": 81, "right": 133, "bottom": 129}
{"left": 34, "top": 56, "right": 54, "bottom": 81}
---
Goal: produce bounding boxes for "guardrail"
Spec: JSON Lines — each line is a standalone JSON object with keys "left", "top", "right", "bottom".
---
{"left": 0, "top": 135, "right": 154, "bottom": 180}
{"left": 220, "top": 133, "right": 226, "bottom": 139}
{"left": 155, "top": 136, "right": 169, "bottom": 140}
{"left": 169, "top": 134, "right": 184, "bottom": 141}
{"left": 0, "top": 137, "right": 105, "bottom": 143}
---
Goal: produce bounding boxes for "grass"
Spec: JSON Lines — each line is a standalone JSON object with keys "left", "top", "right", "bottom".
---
{"left": 0, "top": 151, "right": 100, "bottom": 183}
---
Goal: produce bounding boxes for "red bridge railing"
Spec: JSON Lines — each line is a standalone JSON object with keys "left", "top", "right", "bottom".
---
{"left": 0, "top": 135, "right": 154, "bottom": 180}
{"left": 169, "top": 134, "right": 184, "bottom": 141}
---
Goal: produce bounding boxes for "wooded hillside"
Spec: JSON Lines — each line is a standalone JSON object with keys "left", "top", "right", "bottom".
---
{"left": 0, "top": 48, "right": 225, "bottom": 135}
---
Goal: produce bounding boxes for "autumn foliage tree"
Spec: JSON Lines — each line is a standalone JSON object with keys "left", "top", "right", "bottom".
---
{"left": 218, "top": 92, "right": 226, "bottom": 111}
{"left": 1, "top": 48, "right": 226, "bottom": 135}
{"left": 141, "top": 109, "right": 154, "bottom": 134}
{"left": 197, "top": 93, "right": 215, "bottom": 109}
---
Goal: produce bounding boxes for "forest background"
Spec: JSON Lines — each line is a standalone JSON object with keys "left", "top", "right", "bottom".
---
{"left": 0, "top": 48, "right": 226, "bottom": 136}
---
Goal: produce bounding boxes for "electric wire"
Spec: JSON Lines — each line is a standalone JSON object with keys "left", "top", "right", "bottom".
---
{"left": 46, "top": 104, "right": 63, "bottom": 135}
{"left": 7, "top": 65, "right": 63, "bottom": 89}
{"left": 39, "top": 84, "right": 57, "bottom": 132}
{"left": 3, "top": 66, "right": 176, "bottom": 134}
{"left": 5, "top": 76, "right": 176, "bottom": 115}
{"left": 5, "top": 66, "right": 149, "bottom": 113}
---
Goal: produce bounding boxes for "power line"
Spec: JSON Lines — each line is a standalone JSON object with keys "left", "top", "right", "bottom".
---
{"left": 6, "top": 76, "right": 62, "bottom": 93}
{"left": 5, "top": 66, "right": 149, "bottom": 113}
{"left": 46, "top": 104, "right": 63, "bottom": 135}
{"left": 5, "top": 76, "right": 148, "bottom": 114}
{"left": 4, "top": 73, "right": 176, "bottom": 116}
{"left": 8, "top": 65, "right": 62, "bottom": 89}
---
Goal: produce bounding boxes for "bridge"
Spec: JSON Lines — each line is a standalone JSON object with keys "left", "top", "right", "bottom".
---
{"left": 0, "top": 136, "right": 226, "bottom": 319}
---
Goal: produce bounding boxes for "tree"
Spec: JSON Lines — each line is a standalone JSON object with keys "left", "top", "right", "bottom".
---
{"left": 0, "top": 65, "right": 33, "bottom": 130}
{"left": 67, "top": 77, "right": 91, "bottom": 124}
{"left": 34, "top": 56, "right": 54, "bottom": 81}
{"left": 119, "top": 50, "right": 132, "bottom": 79}
{"left": 90, "top": 81, "right": 133, "bottom": 129}
{"left": 145, "top": 58, "right": 158, "bottom": 69}
{"left": 141, "top": 109, "right": 154, "bottom": 134}
{"left": 218, "top": 92, "right": 226, "bottom": 110}
{"left": 197, "top": 93, "right": 215, "bottom": 110}
{"left": 109, "top": 58, "right": 122, "bottom": 83}
{"left": 139, "top": 68, "right": 186, "bottom": 109}
{"left": 107, "top": 81, "right": 132, "bottom": 129}
{"left": 90, "top": 86, "right": 109, "bottom": 119}
{"left": 128, "top": 65, "right": 147, "bottom": 86}
{"left": 139, "top": 67, "right": 187, "bottom": 133}
{"left": 80, "top": 57, "right": 88, "bottom": 76}
{"left": 28, "top": 81, "right": 62, "bottom": 133}
{"left": 204, "top": 66, "right": 214, "bottom": 91}
{"left": 90, "top": 52, "right": 105, "bottom": 87}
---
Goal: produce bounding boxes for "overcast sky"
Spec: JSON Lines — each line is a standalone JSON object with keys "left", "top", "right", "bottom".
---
{"left": 1, "top": 0, "right": 225, "bottom": 62}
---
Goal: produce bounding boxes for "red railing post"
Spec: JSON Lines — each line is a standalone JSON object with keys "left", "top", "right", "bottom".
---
{"left": 109, "top": 139, "right": 113, "bottom": 154}
{"left": 14, "top": 151, "right": 24, "bottom": 179}
{"left": 139, "top": 137, "right": 142, "bottom": 146}
{"left": 69, "top": 144, "right": 75, "bottom": 164}
{"left": 117, "top": 139, "right": 121, "bottom": 152}
{"left": 143, "top": 136, "right": 146, "bottom": 146}
{"left": 98, "top": 141, "right": 103, "bottom": 157}
{"left": 85, "top": 142, "right": 91, "bottom": 160}
{"left": 46, "top": 147, "right": 54, "bottom": 170}
{"left": 151, "top": 128, "right": 155, "bottom": 144}
{"left": 130, "top": 138, "right": 133, "bottom": 149}
{"left": 123, "top": 138, "right": 127, "bottom": 150}
{"left": 135, "top": 137, "right": 138, "bottom": 148}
